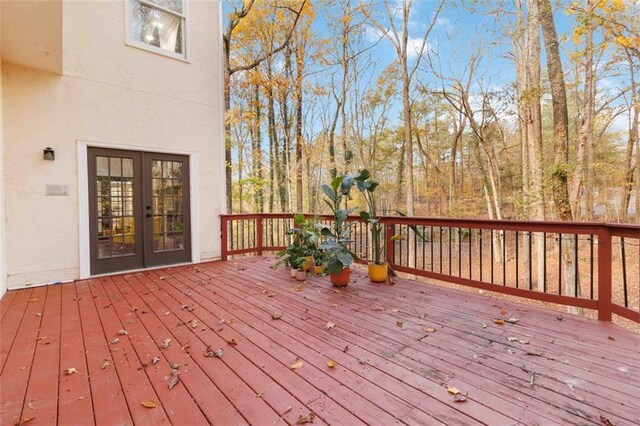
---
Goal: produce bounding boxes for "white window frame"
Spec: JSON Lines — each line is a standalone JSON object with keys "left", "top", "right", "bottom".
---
{"left": 125, "top": 0, "right": 190, "bottom": 62}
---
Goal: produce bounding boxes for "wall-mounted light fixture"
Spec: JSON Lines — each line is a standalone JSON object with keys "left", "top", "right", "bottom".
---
{"left": 43, "top": 147, "right": 55, "bottom": 161}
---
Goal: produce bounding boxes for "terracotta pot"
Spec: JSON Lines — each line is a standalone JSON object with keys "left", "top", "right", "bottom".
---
{"left": 295, "top": 269, "right": 307, "bottom": 281}
{"left": 368, "top": 263, "right": 388, "bottom": 283}
{"left": 330, "top": 267, "right": 350, "bottom": 287}
{"left": 313, "top": 264, "right": 325, "bottom": 276}
{"left": 290, "top": 267, "right": 297, "bottom": 278}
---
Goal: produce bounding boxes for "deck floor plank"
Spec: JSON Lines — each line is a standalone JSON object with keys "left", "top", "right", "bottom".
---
{"left": 127, "top": 270, "right": 323, "bottom": 426}
{"left": 21, "top": 284, "right": 63, "bottom": 424}
{"left": 1, "top": 258, "right": 638, "bottom": 425}
{"left": 0, "top": 286, "right": 47, "bottom": 425}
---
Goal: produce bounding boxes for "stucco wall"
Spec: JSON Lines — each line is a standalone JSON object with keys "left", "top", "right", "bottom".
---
{"left": 1, "top": 60, "right": 7, "bottom": 299}
{"left": 1, "top": 0, "right": 225, "bottom": 289}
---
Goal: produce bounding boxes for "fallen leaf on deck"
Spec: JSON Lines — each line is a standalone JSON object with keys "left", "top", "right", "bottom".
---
{"left": 152, "top": 356, "right": 161, "bottom": 365}
{"left": 181, "top": 343, "right": 191, "bottom": 352}
{"left": 13, "top": 416, "right": 35, "bottom": 425}
{"left": 519, "top": 339, "right": 530, "bottom": 344}
{"left": 499, "top": 307, "right": 508, "bottom": 315}
{"left": 600, "top": 415, "right": 614, "bottom": 426}
{"left": 271, "top": 312, "right": 282, "bottom": 320}
{"left": 324, "top": 322, "right": 335, "bottom": 330}
{"left": 506, "top": 317, "right": 519, "bottom": 324}
{"left": 423, "top": 327, "right": 436, "bottom": 333}
{"left": 65, "top": 368, "right": 79, "bottom": 375}
{"left": 331, "top": 304, "right": 338, "bottom": 307}
{"left": 267, "top": 292, "right": 276, "bottom": 298}
{"left": 290, "top": 360, "right": 304, "bottom": 370}
{"left": 556, "top": 316, "right": 564, "bottom": 321}
{"left": 492, "top": 318, "right": 505, "bottom": 325}
{"left": 110, "top": 338, "right": 120, "bottom": 344}
{"left": 608, "top": 336, "right": 615, "bottom": 341}
{"left": 167, "top": 375, "right": 180, "bottom": 389}
{"left": 343, "top": 345, "right": 350, "bottom": 352}
{"left": 101, "top": 361, "right": 111, "bottom": 369}
{"left": 453, "top": 392, "right": 469, "bottom": 403}
{"left": 446, "top": 386, "right": 460, "bottom": 395}
{"left": 296, "top": 412, "right": 315, "bottom": 424}
{"left": 141, "top": 400, "right": 158, "bottom": 408}
{"left": 391, "top": 308, "right": 400, "bottom": 313}
{"left": 227, "top": 338, "right": 238, "bottom": 346}
{"left": 237, "top": 265, "right": 247, "bottom": 271}
{"left": 507, "top": 336, "right": 519, "bottom": 342}
{"left": 118, "top": 329, "right": 128, "bottom": 336}
{"left": 508, "top": 349, "right": 517, "bottom": 355}
{"left": 294, "top": 284, "right": 304, "bottom": 292}
{"left": 396, "top": 320, "right": 404, "bottom": 328}
{"left": 192, "top": 320, "right": 198, "bottom": 329}
{"left": 161, "top": 338, "right": 171, "bottom": 349}
{"left": 481, "top": 323, "right": 487, "bottom": 329}
{"left": 327, "top": 360, "right": 337, "bottom": 368}
{"left": 27, "top": 298, "right": 38, "bottom": 302}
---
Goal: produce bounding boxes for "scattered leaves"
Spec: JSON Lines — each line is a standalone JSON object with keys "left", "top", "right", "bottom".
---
{"left": 327, "top": 360, "right": 337, "bottom": 368}
{"left": 110, "top": 338, "right": 120, "bottom": 345}
{"left": 506, "top": 317, "right": 519, "bottom": 324}
{"left": 423, "top": 327, "right": 436, "bottom": 333}
{"left": 492, "top": 318, "right": 505, "bottom": 325}
{"left": 391, "top": 308, "right": 400, "bottom": 313}
{"left": 181, "top": 343, "right": 191, "bottom": 352}
{"left": 446, "top": 386, "right": 460, "bottom": 395}
{"left": 600, "top": 415, "right": 614, "bottom": 426}
{"left": 296, "top": 412, "right": 315, "bottom": 424}
{"left": 290, "top": 360, "right": 304, "bottom": 370}
{"left": 453, "top": 392, "right": 469, "bottom": 403}
{"left": 294, "top": 284, "right": 304, "bottom": 292}
{"left": 608, "top": 336, "right": 615, "bottom": 341}
{"left": 227, "top": 338, "right": 238, "bottom": 346}
{"left": 271, "top": 312, "right": 282, "bottom": 320}
{"left": 117, "top": 329, "right": 128, "bottom": 336}
{"left": 161, "top": 338, "right": 171, "bottom": 349}
{"left": 331, "top": 304, "right": 338, "bottom": 307}
{"left": 13, "top": 416, "right": 35, "bottom": 425}
{"left": 396, "top": 320, "right": 404, "bottom": 328}
{"left": 192, "top": 320, "right": 198, "bottom": 329}
{"left": 167, "top": 375, "right": 180, "bottom": 390}
{"left": 324, "top": 322, "right": 335, "bottom": 330}
{"left": 65, "top": 367, "right": 79, "bottom": 375}
{"left": 499, "top": 307, "right": 508, "bottom": 315}
{"left": 237, "top": 265, "right": 247, "bottom": 271}
{"left": 481, "top": 323, "right": 487, "bottom": 329}
{"left": 152, "top": 356, "right": 161, "bottom": 365}
{"left": 101, "top": 361, "right": 111, "bottom": 369}
{"left": 27, "top": 298, "right": 38, "bottom": 302}
{"left": 141, "top": 400, "right": 158, "bottom": 408}
{"left": 342, "top": 345, "right": 350, "bottom": 353}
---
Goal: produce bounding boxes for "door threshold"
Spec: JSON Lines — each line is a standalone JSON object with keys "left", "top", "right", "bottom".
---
{"left": 87, "top": 262, "right": 195, "bottom": 279}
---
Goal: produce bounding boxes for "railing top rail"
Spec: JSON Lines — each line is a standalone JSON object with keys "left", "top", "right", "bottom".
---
{"left": 221, "top": 213, "right": 639, "bottom": 235}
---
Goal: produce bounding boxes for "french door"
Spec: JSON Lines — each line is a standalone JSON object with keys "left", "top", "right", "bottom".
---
{"left": 88, "top": 148, "right": 191, "bottom": 275}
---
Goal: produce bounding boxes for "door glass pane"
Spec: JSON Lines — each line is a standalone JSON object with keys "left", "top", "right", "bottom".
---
{"left": 150, "top": 159, "right": 185, "bottom": 253}
{"left": 95, "top": 155, "right": 136, "bottom": 259}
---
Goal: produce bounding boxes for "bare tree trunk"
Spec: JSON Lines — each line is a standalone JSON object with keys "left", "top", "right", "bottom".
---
{"left": 622, "top": 52, "right": 638, "bottom": 220}
{"left": 294, "top": 47, "right": 304, "bottom": 212}
{"left": 252, "top": 81, "right": 264, "bottom": 213}
{"left": 538, "top": 0, "right": 578, "bottom": 310}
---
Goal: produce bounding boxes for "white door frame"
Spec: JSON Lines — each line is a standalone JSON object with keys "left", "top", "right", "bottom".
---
{"left": 77, "top": 140, "right": 200, "bottom": 279}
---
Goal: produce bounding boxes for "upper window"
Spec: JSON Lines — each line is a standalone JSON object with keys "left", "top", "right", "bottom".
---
{"left": 127, "top": 0, "right": 187, "bottom": 60}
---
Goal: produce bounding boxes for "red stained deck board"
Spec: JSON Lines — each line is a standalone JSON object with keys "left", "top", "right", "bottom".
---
{"left": 100, "top": 275, "right": 210, "bottom": 425}
{"left": 0, "top": 286, "right": 47, "bottom": 425}
{"left": 87, "top": 278, "right": 171, "bottom": 426}
{"left": 111, "top": 273, "right": 262, "bottom": 425}
{"left": 75, "top": 280, "right": 133, "bottom": 426}
{"left": 167, "top": 267, "right": 489, "bottom": 425}
{"left": 211, "top": 262, "right": 640, "bottom": 424}
{"left": 151, "top": 268, "right": 407, "bottom": 425}
{"left": 57, "top": 283, "right": 94, "bottom": 425}
{"left": 126, "top": 271, "right": 322, "bottom": 426}
{"left": 21, "top": 284, "right": 63, "bottom": 424}
{"left": 1, "top": 258, "right": 639, "bottom": 426}
{"left": 189, "top": 265, "right": 540, "bottom": 425}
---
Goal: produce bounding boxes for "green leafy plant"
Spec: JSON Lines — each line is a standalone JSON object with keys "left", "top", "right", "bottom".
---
{"left": 320, "top": 175, "right": 359, "bottom": 274}
{"left": 275, "top": 213, "right": 320, "bottom": 269}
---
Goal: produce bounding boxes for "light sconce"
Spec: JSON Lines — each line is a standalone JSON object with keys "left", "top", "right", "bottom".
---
{"left": 43, "top": 147, "right": 55, "bottom": 161}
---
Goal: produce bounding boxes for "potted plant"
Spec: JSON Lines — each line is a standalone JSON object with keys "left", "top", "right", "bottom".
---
{"left": 355, "top": 169, "right": 399, "bottom": 282}
{"left": 320, "top": 175, "right": 358, "bottom": 287}
{"left": 312, "top": 247, "right": 327, "bottom": 275}
{"left": 292, "top": 257, "right": 307, "bottom": 281}
{"left": 276, "top": 213, "right": 316, "bottom": 276}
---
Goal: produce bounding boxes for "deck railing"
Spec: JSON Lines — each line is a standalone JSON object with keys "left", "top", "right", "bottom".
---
{"left": 220, "top": 213, "right": 639, "bottom": 324}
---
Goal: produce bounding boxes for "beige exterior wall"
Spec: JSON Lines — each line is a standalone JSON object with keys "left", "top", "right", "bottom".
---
{"left": 1, "top": 0, "right": 225, "bottom": 290}
{"left": 1, "top": 1, "right": 7, "bottom": 297}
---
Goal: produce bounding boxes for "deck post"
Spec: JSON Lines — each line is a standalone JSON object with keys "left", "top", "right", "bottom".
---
{"left": 256, "top": 216, "right": 264, "bottom": 256}
{"left": 385, "top": 222, "right": 396, "bottom": 267}
{"left": 597, "top": 228, "right": 612, "bottom": 322}
{"left": 221, "top": 215, "right": 229, "bottom": 261}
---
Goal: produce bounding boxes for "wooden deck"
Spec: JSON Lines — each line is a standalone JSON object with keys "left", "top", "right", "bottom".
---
{"left": 1, "top": 257, "right": 639, "bottom": 426}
